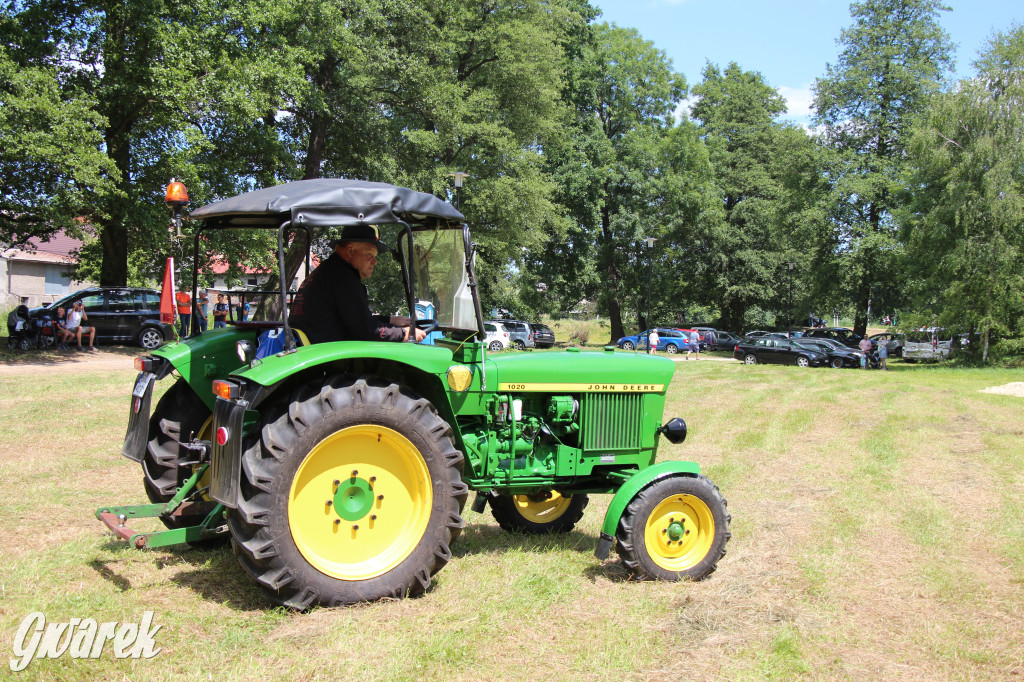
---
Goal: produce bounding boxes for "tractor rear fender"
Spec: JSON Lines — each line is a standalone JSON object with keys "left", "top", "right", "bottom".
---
{"left": 211, "top": 343, "right": 464, "bottom": 508}
{"left": 595, "top": 460, "right": 701, "bottom": 559}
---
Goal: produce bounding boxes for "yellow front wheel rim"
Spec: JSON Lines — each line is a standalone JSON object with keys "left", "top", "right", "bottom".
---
{"left": 643, "top": 494, "right": 715, "bottom": 572}
{"left": 513, "top": 491, "right": 572, "bottom": 523}
{"left": 289, "top": 425, "right": 432, "bottom": 580}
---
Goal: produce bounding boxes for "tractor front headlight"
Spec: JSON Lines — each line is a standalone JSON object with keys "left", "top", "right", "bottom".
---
{"left": 236, "top": 340, "right": 255, "bottom": 364}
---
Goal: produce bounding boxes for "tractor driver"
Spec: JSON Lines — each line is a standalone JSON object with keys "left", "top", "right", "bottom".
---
{"left": 288, "top": 225, "right": 427, "bottom": 345}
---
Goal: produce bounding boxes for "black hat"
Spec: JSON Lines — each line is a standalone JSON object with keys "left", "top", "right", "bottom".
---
{"left": 330, "top": 225, "right": 386, "bottom": 253}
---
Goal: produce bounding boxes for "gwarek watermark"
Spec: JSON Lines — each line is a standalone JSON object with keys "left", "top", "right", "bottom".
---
{"left": 9, "top": 611, "right": 162, "bottom": 672}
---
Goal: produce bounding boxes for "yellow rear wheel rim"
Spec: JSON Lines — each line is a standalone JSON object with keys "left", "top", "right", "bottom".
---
{"left": 289, "top": 425, "right": 432, "bottom": 580}
{"left": 643, "top": 493, "right": 715, "bottom": 572}
{"left": 513, "top": 491, "right": 572, "bottom": 523}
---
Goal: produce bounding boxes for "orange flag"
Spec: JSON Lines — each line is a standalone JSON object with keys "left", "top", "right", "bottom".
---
{"left": 160, "top": 257, "right": 175, "bottom": 324}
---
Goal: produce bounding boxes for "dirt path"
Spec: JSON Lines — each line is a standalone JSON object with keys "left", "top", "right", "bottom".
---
{"left": 0, "top": 348, "right": 137, "bottom": 375}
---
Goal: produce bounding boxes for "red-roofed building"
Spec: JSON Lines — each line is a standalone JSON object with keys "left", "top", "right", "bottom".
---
{"left": 1, "top": 231, "right": 96, "bottom": 307}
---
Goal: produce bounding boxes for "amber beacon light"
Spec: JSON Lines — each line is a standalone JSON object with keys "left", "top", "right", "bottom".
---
{"left": 165, "top": 178, "right": 189, "bottom": 237}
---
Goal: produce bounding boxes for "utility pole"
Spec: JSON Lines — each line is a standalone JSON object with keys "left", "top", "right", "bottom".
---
{"left": 450, "top": 172, "right": 469, "bottom": 212}
{"left": 645, "top": 237, "right": 656, "bottom": 330}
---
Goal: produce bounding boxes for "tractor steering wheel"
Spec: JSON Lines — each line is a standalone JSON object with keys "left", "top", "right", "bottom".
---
{"left": 411, "top": 318, "right": 438, "bottom": 341}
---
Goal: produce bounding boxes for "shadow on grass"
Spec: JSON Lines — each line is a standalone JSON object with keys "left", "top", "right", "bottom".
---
{"left": 91, "top": 541, "right": 274, "bottom": 610}
{"left": 0, "top": 340, "right": 140, "bottom": 365}
{"left": 91, "top": 521, "right": 631, "bottom": 607}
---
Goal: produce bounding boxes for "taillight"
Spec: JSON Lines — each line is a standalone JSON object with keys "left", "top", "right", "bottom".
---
{"left": 734, "top": 345, "right": 739, "bottom": 351}
{"left": 212, "top": 379, "right": 240, "bottom": 400}
{"left": 134, "top": 356, "right": 155, "bottom": 372}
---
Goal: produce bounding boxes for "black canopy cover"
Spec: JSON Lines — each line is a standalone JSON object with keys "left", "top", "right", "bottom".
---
{"left": 190, "top": 179, "right": 464, "bottom": 227}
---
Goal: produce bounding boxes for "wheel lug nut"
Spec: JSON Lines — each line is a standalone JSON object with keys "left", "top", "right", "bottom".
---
{"left": 352, "top": 525, "right": 359, "bottom": 531}
{"left": 370, "top": 515, "right": 377, "bottom": 521}
{"left": 377, "top": 494, "right": 384, "bottom": 501}
{"left": 370, "top": 476, "right": 376, "bottom": 482}
{"left": 325, "top": 500, "right": 332, "bottom": 506}
{"left": 333, "top": 479, "right": 340, "bottom": 486}
{"left": 351, "top": 470, "right": 358, "bottom": 477}
{"left": 334, "top": 519, "right": 340, "bottom": 525}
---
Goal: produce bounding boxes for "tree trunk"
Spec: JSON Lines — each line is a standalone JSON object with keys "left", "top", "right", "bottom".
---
{"left": 99, "top": 124, "right": 132, "bottom": 286}
{"left": 600, "top": 198, "right": 625, "bottom": 343}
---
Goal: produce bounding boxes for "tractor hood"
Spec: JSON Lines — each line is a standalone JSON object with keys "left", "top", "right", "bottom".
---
{"left": 487, "top": 348, "right": 675, "bottom": 393}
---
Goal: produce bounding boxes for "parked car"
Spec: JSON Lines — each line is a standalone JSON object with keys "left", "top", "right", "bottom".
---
{"left": 692, "top": 326, "right": 721, "bottom": 350}
{"left": 743, "top": 330, "right": 774, "bottom": 339}
{"left": 792, "top": 337, "right": 864, "bottom": 368}
{"left": 483, "top": 321, "right": 511, "bottom": 351}
{"left": 487, "top": 319, "right": 534, "bottom": 350}
{"left": 617, "top": 328, "right": 691, "bottom": 354}
{"left": 529, "top": 322, "right": 555, "bottom": 348}
{"left": 870, "top": 332, "right": 904, "bottom": 358}
{"left": 733, "top": 336, "right": 828, "bottom": 367}
{"left": 29, "top": 287, "right": 175, "bottom": 350}
{"left": 802, "top": 327, "right": 864, "bottom": 348}
{"left": 710, "top": 330, "right": 742, "bottom": 351}
{"left": 902, "top": 328, "right": 951, "bottom": 361}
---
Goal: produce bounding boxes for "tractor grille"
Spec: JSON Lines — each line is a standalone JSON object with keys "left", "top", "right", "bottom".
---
{"left": 581, "top": 393, "right": 643, "bottom": 450}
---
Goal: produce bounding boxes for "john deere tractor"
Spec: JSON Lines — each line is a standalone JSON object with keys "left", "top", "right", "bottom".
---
{"left": 98, "top": 179, "right": 729, "bottom": 609}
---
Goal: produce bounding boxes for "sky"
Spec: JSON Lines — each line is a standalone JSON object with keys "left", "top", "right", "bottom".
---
{"left": 592, "top": 0, "right": 1024, "bottom": 125}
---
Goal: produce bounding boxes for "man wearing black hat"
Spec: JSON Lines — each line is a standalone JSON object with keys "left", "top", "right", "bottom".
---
{"left": 288, "top": 225, "right": 426, "bottom": 344}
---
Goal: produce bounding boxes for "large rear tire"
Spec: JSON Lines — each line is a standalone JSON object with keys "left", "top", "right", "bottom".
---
{"left": 229, "top": 375, "right": 468, "bottom": 609}
{"left": 615, "top": 475, "right": 730, "bottom": 581}
{"left": 489, "top": 492, "right": 588, "bottom": 534}
{"left": 143, "top": 380, "right": 213, "bottom": 528}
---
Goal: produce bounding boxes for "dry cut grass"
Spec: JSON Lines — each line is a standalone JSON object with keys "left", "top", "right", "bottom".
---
{"left": 0, "top": 357, "right": 1022, "bottom": 680}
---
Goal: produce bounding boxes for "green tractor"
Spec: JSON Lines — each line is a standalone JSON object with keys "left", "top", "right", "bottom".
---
{"left": 98, "top": 179, "right": 730, "bottom": 609}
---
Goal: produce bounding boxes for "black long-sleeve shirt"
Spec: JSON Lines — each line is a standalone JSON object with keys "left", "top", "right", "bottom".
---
{"left": 288, "top": 252, "right": 406, "bottom": 344}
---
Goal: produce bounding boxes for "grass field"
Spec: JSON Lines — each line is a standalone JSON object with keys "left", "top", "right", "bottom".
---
{"left": 1, "top": 350, "right": 1022, "bottom": 679}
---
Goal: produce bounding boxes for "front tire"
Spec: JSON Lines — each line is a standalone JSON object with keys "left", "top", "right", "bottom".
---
{"left": 622, "top": 341, "right": 635, "bottom": 351}
{"left": 796, "top": 356, "right": 810, "bottom": 367}
{"left": 665, "top": 343, "right": 678, "bottom": 354}
{"left": 831, "top": 357, "right": 843, "bottom": 369}
{"left": 229, "top": 375, "right": 468, "bottom": 609}
{"left": 743, "top": 353, "right": 757, "bottom": 365}
{"left": 489, "top": 492, "right": 588, "bottom": 534}
{"left": 615, "top": 475, "right": 729, "bottom": 581}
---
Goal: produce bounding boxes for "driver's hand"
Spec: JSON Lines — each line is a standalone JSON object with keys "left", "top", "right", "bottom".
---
{"left": 413, "top": 327, "right": 427, "bottom": 342}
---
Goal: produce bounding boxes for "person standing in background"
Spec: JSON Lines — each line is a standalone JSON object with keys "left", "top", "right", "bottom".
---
{"left": 213, "top": 293, "right": 230, "bottom": 328}
{"left": 198, "top": 292, "right": 209, "bottom": 332}
{"left": 648, "top": 328, "right": 659, "bottom": 355}
{"left": 175, "top": 290, "right": 191, "bottom": 338}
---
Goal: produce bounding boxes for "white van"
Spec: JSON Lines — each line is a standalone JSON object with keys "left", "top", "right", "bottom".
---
{"left": 902, "top": 328, "right": 952, "bottom": 361}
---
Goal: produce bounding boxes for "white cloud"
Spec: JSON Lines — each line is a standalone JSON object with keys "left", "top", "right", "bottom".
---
{"left": 778, "top": 85, "right": 814, "bottom": 120}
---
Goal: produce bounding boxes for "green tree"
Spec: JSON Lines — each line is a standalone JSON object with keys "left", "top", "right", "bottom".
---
{"left": 689, "top": 62, "right": 792, "bottom": 331}
{"left": 813, "top": 0, "right": 954, "bottom": 336}
{"left": 904, "top": 26, "right": 1024, "bottom": 362}
{"left": 542, "top": 23, "right": 684, "bottom": 341}
{"left": 0, "top": 45, "right": 116, "bottom": 246}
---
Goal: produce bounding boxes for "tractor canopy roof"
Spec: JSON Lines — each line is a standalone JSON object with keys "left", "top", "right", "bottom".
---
{"left": 190, "top": 179, "right": 465, "bottom": 228}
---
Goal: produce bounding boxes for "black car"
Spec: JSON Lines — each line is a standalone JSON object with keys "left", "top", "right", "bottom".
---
{"left": 711, "top": 330, "right": 742, "bottom": 351}
{"left": 802, "top": 327, "right": 864, "bottom": 348}
{"left": 30, "top": 287, "right": 175, "bottom": 350}
{"left": 733, "top": 336, "right": 827, "bottom": 367}
{"left": 529, "top": 322, "right": 555, "bottom": 348}
{"left": 792, "top": 337, "right": 864, "bottom": 368}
